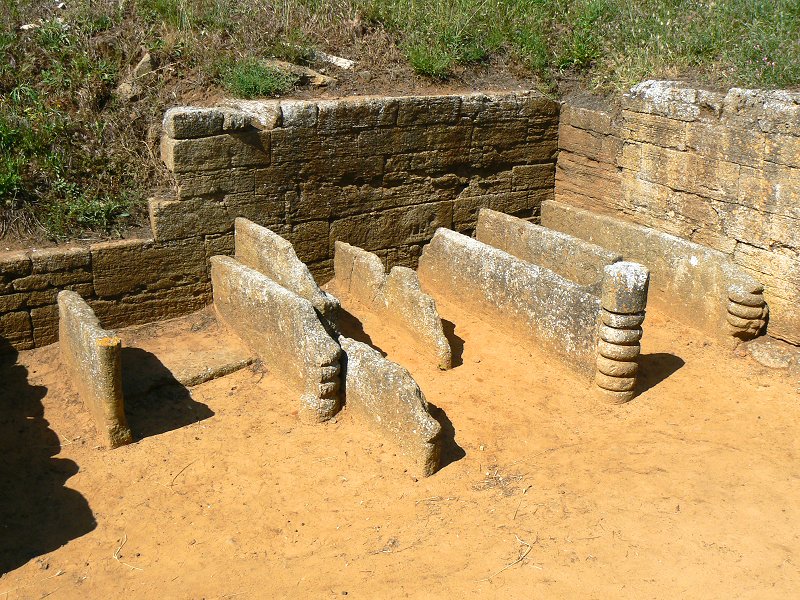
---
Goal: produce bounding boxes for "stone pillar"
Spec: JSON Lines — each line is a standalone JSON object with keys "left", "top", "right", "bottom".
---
{"left": 596, "top": 262, "right": 650, "bottom": 403}
{"left": 726, "top": 283, "right": 768, "bottom": 342}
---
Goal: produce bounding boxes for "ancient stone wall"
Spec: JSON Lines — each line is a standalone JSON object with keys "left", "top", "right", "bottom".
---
{"left": 556, "top": 81, "right": 800, "bottom": 345}
{"left": 0, "top": 92, "right": 557, "bottom": 352}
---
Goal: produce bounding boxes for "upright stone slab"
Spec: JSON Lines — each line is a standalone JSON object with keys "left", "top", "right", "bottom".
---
{"left": 234, "top": 218, "right": 339, "bottom": 327}
{"left": 58, "top": 291, "right": 132, "bottom": 448}
{"left": 541, "top": 200, "right": 767, "bottom": 343}
{"left": 333, "top": 241, "right": 452, "bottom": 369}
{"left": 210, "top": 255, "right": 341, "bottom": 422}
{"left": 339, "top": 336, "right": 442, "bottom": 476}
{"left": 418, "top": 228, "right": 602, "bottom": 379}
{"left": 475, "top": 208, "right": 621, "bottom": 288}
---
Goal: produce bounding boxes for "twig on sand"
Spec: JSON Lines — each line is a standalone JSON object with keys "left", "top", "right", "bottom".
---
{"left": 170, "top": 460, "right": 198, "bottom": 486}
{"left": 114, "top": 533, "right": 143, "bottom": 571}
{"left": 513, "top": 486, "right": 531, "bottom": 520}
{"left": 478, "top": 534, "right": 539, "bottom": 582}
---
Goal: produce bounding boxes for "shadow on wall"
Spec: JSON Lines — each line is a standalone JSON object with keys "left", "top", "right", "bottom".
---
{"left": 121, "top": 347, "right": 214, "bottom": 440}
{"left": 0, "top": 338, "right": 96, "bottom": 575}
{"left": 637, "top": 353, "right": 686, "bottom": 395}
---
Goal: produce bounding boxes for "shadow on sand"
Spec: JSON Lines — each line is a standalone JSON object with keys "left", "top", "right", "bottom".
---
{"left": 0, "top": 339, "right": 96, "bottom": 575}
{"left": 121, "top": 347, "right": 214, "bottom": 440}
{"left": 441, "top": 319, "right": 465, "bottom": 368}
{"left": 637, "top": 352, "right": 686, "bottom": 395}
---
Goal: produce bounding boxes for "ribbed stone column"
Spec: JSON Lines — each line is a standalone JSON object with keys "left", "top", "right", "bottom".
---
{"left": 726, "top": 283, "right": 768, "bottom": 341}
{"left": 596, "top": 262, "right": 650, "bottom": 404}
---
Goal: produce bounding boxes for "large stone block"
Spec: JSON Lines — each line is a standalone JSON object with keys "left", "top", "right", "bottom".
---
{"left": 339, "top": 336, "right": 442, "bottom": 477}
{"left": 30, "top": 246, "right": 90, "bottom": 273}
{"left": 162, "top": 131, "right": 269, "bottom": 173}
{"left": 476, "top": 209, "right": 621, "bottom": 288}
{"left": 541, "top": 200, "right": 765, "bottom": 341}
{"left": 558, "top": 124, "right": 622, "bottom": 164}
{"left": 329, "top": 202, "right": 453, "bottom": 253}
{"left": 316, "top": 97, "right": 399, "bottom": 131}
{"left": 0, "top": 250, "right": 31, "bottom": 278}
{"left": 58, "top": 290, "right": 132, "bottom": 448}
{"left": 333, "top": 241, "right": 451, "bottom": 369}
{"left": 234, "top": 218, "right": 338, "bottom": 324}
{"left": 210, "top": 256, "right": 341, "bottom": 422}
{"left": 91, "top": 238, "right": 207, "bottom": 297}
{"left": 418, "top": 228, "right": 602, "bottom": 379}
{"left": 0, "top": 311, "right": 33, "bottom": 351}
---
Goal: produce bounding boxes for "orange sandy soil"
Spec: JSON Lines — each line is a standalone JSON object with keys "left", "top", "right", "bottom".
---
{"left": 0, "top": 293, "right": 798, "bottom": 599}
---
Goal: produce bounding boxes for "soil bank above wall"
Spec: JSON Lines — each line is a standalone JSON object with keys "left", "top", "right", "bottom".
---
{"left": 556, "top": 81, "right": 800, "bottom": 346}
{"left": 0, "top": 91, "right": 559, "bottom": 351}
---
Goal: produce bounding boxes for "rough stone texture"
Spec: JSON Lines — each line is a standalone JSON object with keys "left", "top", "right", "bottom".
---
{"left": 746, "top": 336, "right": 800, "bottom": 371}
{"left": 333, "top": 241, "right": 451, "bottom": 369}
{"left": 234, "top": 218, "right": 339, "bottom": 326}
{"left": 210, "top": 255, "right": 341, "bottom": 422}
{"left": 555, "top": 82, "right": 799, "bottom": 345}
{"left": 0, "top": 92, "right": 558, "bottom": 352}
{"left": 156, "top": 91, "right": 557, "bottom": 265}
{"left": 339, "top": 336, "right": 442, "bottom": 476}
{"left": 57, "top": 290, "right": 132, "bottom": 448}
{"left": 595, "top": 262, "right": 650, "bottom": 403}
{"left": 542, "top": 200, "right": 765, "bottom": 342}
{"left": 417, "top": 228, "right": 602, "bottom": 379}
{"left": 475, "top": 208, "right": 621, "bottom": 288}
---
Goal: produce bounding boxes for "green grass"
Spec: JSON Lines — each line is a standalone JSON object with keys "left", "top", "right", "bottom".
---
{"left": 221, "top": 59, "right": 299, "bottom": 98}
{"left": 1, "top": 0, "right": 799, "bottom": 240}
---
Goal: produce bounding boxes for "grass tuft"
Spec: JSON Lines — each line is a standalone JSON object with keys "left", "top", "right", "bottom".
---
{"left": 220, "top": 59, "right": 299, "bottom": 98}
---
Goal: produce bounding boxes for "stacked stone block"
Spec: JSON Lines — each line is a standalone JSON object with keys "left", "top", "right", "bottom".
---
{"left": 596, "top": 263, "right": 650, "bottom": 403}
{"left": 157, "top": 92, "right": 558, "bottom": 281}
{"left": 555, "top": 81, "right": 800, "bottom": 346}
{"left": 0, "top": 92, "right": 557, "bottom": 352}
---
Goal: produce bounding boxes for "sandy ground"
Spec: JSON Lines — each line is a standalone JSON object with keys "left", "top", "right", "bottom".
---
{"left": 0, "top": 291, "right": 798, "bottom": 599}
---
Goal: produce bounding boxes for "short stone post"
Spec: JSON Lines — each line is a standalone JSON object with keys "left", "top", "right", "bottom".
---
{"left": 596, "top": 262, "right": 650, "bottom": 403}
{"left": 726, "top": 283, "right": 768, "bottom": 341}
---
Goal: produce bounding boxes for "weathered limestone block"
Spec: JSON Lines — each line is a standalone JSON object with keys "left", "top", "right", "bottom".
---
{"left": 161, "top": 130, "right": 269, "bottom": 173}
{"left": 58, "top": 290, "right": 132, "bottom": 448}
{"left": 475, "top": 209, "right": 621, "bottom": 288}
{"left": 91, "top": 237, "right": 207, "bottom": 297}
{"left": 210, "top": 256, "right": 341, "bottom": 422}
{"left": 541, "top": 200, "right": 766, "bottom": 342}
{"left": 0, "top": 311, "right": 33, "bottom": 351}
{"left": 333, "top": 241, "right": 451, "bottom": 369}
{"left": 595, "top": 262, "right": 650, "bottom": 403}
{"left": 339, "top": 336, "right": 442, "bottom": 477}
{"left": 234, "top": 218, "right": 338, "bottom": 326}
{"left": 418, "top": 228, "right": 602, "bottom": 379}
{"left": 329, "top": 202, "right": 453, "bottom": 253}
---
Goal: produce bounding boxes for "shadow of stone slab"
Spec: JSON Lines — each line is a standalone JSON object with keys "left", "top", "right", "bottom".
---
{"left": 119, "top": 306, "right": 254, "bottom": 397}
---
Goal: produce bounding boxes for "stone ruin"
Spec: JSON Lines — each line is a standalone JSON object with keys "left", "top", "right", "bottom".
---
{"left": 331, "top": 240, "right": 452, "bottom": 369}
{"left": 5, "top": 83, "right": 798, "bottom": 475}
{"left": 541, "top": 200, "right": 768, "bottom": 344}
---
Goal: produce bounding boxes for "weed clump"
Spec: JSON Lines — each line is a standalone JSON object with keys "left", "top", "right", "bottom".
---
{"left": 220, "top": 60, "right": 299, "bottom": 98}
